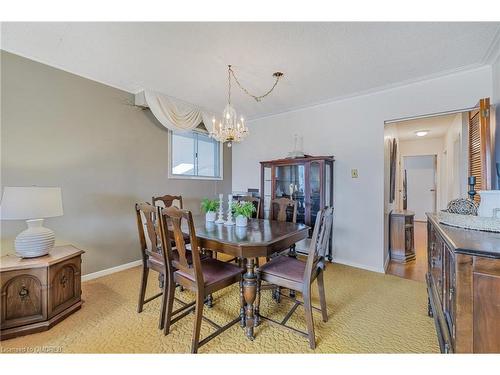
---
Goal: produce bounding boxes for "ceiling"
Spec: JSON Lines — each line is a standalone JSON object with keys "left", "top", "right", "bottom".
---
{"left": 2, "top": 22, "right": 499, "bottom": 119}
{"left": 390, "top": 113, "right": 458, "bottom": 141}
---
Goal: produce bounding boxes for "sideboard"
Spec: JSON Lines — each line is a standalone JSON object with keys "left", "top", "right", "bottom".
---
{"left": 426, "top": 214, "right": 500, "bottom": 353}
{"left": 1, "top": 245, "right": 84, "bottom": 340}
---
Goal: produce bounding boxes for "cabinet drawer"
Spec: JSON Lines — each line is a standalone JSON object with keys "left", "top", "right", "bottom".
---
{"left": 0, "top": 267, "right": 48, "bottom": 329}
{"left": 48, "top": 255, "right": 81, "bottom": 318}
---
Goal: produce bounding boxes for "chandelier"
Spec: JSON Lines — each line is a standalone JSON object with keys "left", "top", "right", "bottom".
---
{"left": 210, "top": 65, "right": 284, "bottom": 147}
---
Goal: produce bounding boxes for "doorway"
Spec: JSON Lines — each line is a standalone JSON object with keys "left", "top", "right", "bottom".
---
{"left": 404, "top": 155, "right": 437, "bottom": 222}
{"left": 384, "top": 110, "right": 469, "bottom": 282}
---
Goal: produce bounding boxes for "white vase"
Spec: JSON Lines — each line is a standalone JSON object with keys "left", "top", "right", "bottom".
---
{"left": 236, "top": 215, "right": 248, "bottom": 227}
{"left": 205, "top": 211, "right": 216, "bottom": 222}
{"left": 478, "top": 190, "right": 500, "bottom": 218}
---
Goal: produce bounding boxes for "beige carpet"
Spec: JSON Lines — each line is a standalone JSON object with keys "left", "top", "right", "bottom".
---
{"left": 0, "top": 263, "right": 439, "bottom": 353}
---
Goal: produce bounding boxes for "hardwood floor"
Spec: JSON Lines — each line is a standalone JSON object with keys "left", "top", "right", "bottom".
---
{"left": 387, "top": 221, "right": 427, "bottom": 282}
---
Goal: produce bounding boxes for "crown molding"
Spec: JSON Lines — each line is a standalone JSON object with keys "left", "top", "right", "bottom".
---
{"left": 248, "top": 63, "right": 490, "bottom": 122}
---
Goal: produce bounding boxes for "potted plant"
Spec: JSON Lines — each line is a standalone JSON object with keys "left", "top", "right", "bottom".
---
{"left": 232, "top": 201, "right": 256, "bottom": 227}
{"left": 201, "top": 198, "right": 219, "bottom": 222}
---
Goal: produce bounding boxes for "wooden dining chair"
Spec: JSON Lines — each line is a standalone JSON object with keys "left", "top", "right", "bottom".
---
{"left": 134, "top": 202, "right": 170, "bottom": 330}
{"left": 152, "top": 194, "right": 183, "bottom": 209}
{"left": 152, "top": 193, "right": 191, "bottom": 248}
{"left": 239, "top": 196, "right": 261, "bottom": 219}
{"left": 159, "top": 206, "right": 243, "bottom": 353}
{"left": 270, "top": 197, "right": 297, "bottom": 223}
{"left": 266, "top": 197, "right": 299, "bottom": 299}
{"left": 256, "top": 206, "right": 333, "bottom": 349}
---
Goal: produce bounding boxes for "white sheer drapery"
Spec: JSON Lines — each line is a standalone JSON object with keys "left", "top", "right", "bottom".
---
{"left": 137, "top": 90, "right": 214, "bottom": 132}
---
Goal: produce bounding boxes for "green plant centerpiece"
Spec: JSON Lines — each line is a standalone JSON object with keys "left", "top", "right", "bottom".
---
{"left": 201, "top": 198, "right": 219, "bottom": 222}
{"left": 233, "top": 201, "right": 256, "bottom": 227}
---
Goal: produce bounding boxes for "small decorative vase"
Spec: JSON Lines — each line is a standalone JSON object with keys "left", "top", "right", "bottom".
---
{"left": 478, "top": 190, "right": 500, "bottom": 218}
{"left": 205, "top": 211, "right": 216, "bottom": 222}
{"left": 235, "top": 215, "right": 248, "bottom": 227}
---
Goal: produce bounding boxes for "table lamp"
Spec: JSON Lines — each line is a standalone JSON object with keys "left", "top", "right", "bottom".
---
{"left": 0, "top": 186, "right": 64, "bottom": 258}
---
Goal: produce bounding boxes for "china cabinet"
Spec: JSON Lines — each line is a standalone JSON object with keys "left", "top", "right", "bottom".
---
{"left": 260, "top": 155, "right": 334, "bottom": 258}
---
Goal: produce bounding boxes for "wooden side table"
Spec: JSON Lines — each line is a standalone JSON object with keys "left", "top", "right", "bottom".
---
{"left": 390, "top": 210, "right": 416, "bottom": 263}
{"left": 0, "top": 245, "right": 84, "bottom": 340}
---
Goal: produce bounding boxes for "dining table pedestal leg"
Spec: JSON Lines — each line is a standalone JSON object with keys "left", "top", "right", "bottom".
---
{"left": 242, "top": 258, "right": 257, "bottom": 340}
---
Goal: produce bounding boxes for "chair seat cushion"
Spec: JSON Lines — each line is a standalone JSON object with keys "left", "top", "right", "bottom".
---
{"left": 176, "top": 258, "right": 243, "bottom": 287}
{"left": 259, "top": 255, "right": 305, "bottom": 283}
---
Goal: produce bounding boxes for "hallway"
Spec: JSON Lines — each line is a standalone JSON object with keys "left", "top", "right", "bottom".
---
{"left": 387, "top": 222, "right": 427, "bottom": 282}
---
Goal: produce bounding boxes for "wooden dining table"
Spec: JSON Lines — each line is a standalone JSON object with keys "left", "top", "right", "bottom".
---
{"left": 190, "top": 216, "right": 309, "bottom": 340}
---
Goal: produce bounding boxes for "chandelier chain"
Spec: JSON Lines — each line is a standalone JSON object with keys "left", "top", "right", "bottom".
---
{"left": 228, "top": 65, "right": 283, "bottom": 102}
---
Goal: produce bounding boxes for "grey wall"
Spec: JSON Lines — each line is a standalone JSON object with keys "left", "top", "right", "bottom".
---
{"left": 0, "top": 51, "right": 232, "bottom": 274}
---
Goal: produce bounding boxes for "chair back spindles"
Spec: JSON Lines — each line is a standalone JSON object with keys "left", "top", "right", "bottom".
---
{"left": 270, "top": 197, "right": 297, "bottom": 223}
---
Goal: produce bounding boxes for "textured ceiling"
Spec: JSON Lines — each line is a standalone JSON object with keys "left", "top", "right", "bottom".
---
{"left": 2, "top": 22, "right": 499, "bottom": 119}
{"left": 391, "top": 113, "right": 458, "bottom": 141}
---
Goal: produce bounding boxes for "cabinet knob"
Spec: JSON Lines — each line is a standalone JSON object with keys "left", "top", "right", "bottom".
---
{"left": 19, "top": 285, "right": 29, "bottom": 300}
{"left": 60, "top": 274, "right": 68, "bottom": 287}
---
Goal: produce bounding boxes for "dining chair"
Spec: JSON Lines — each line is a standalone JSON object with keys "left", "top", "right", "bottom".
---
{"left": 266, "top": 197, "right": 299, "bottom": 300}
{"left": 152, "top": 194, "right": 184, "bottom": 209}
{"left": 159, "top": 206, "right": 243, "bottom": 353}
{"left": 270, "top": 197, "right": 297, "bottom": 223}
{"left": 152, "top": 194, "right": 193, "bottom": 276}
{"left": 239, "top": 195, "right": 262, "bottom": 219}
{"left": 134, "top": 202, "right": 170, "bottom": 330}
{"left": 256, "top": 206, "right": 333, "bottom": 349}
{"left": 135, "top": 201, "right": 207, "bottom": 329}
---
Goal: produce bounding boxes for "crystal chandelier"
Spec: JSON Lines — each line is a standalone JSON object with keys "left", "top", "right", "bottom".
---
{"left": 210, "top": 65, "right": 283, "bottom": 147}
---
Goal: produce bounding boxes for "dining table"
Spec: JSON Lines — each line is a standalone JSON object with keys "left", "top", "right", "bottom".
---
{"left": 191, "top": 216, "right": 309, "bottom": 340}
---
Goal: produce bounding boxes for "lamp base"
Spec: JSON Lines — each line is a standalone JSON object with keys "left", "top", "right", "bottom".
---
{"left": 15, "top": 219, "right": 55, "bottom": 258}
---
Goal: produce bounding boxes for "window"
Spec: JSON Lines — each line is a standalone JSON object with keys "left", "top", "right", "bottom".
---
{"left": 169, "top": 129, "right": 222, "bottom": 180}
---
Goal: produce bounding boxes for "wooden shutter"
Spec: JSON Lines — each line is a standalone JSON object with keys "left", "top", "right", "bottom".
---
{"left": 468, "top": 98, "right": 491, "bottom": 202}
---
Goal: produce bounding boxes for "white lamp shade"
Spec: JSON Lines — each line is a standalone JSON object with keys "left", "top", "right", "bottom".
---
{"left": 0, "top": 187, "right": 64, "bottom": 220}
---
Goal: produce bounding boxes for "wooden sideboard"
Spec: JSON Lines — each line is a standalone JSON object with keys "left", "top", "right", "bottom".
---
{"left": 390, "top": 210, "right": 415, "bottom": 263}
{"left": 0, "top": 245, "right": 84, "bottom": 340}
{"left": 426, "top": 214, "right": 500, "bottom": 353}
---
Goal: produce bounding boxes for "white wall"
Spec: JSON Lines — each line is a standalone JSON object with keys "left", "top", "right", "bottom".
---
{"left": 399, "top": 137, "right": 444, "bottom": 210}
{"left": 232, "top": 66, "right": 492, "bottom": 273}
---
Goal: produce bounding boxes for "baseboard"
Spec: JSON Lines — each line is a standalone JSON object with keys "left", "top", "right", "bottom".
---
{"left": 332, "top": 257, "right": 385, "bottom": 274}
{"left": 82, "top": 259, "right": 142, "bottom": 282}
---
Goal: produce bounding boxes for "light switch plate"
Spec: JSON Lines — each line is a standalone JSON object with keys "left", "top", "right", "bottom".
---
{"left": 351, "top": 169, "right": 358, "bottom": 178}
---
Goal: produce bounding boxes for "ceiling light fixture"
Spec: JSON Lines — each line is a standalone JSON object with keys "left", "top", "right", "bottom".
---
{"left": 415, "top": 130, "right": 429, "bottom": 137}
{"left": 210, "top": 65, "right": 284, "bottom": 147}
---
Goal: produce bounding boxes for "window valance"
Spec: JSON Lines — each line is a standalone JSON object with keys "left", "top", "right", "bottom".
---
{"left": 135, "top": 90, "right": 214, "bottom": 133}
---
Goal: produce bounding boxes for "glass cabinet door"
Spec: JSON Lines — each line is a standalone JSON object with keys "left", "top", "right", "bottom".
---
{"left": 309, "top": 161, "right": 322, "bottom": 226}
{"left": 262, "top": 166, "right": 272, "bottom": 219}
{"left": 275, "top": 164, "right": 306, "bottom": 224}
